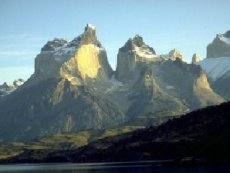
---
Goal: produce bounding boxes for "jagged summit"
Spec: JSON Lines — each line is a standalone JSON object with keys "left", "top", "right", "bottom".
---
{"left": 41, "top": 24, "right": 102, "bottom": 53}
{"left": 86, "top": 23, "right": 96, "bottom": 30}
{"left": 223, "top": 30, "right": 230, "bottom": 38}
{"left": 66, "top": 24, "right": 101, "bottom": 48}
{"left": 0, "top": 79, "right": 25, "bottom": 97}
{"left": 192, "top": 53, "right": 201, "bottom": 64}
{"left": 132, "top": 34, "right": 145, "bottom": 47}
{"left": 34, "top": 24, "right": 112, "bottom": 85}
{"left": 116, "top": 35, "right": 158, "bottom": 83}
{"left": 207, "top": 30, "right": 230, "bottom": 58}
{"left": 168, "top": 48, "right": 185, "bottom": 61}
{"left": 120, "top": 35, "right": 156, "bottom": 55}
{"left": 80, "top": 24, "right": 101, "bottom": 47}
{"left": 41, "top": 38, "right": 69, "bottom": 52}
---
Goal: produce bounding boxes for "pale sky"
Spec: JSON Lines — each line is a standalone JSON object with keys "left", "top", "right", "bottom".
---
{"left": 0, "top": 0, "right": 230, "bottom": 83}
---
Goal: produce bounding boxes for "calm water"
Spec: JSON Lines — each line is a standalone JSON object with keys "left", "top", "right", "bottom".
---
{"left": 0, "top": 161, "right": 229, "bottom": 173}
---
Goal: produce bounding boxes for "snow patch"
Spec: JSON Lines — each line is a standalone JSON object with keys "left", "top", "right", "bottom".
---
{"left": 54, "top": 46, "right": 77, "bottom": 56}
{"left": 218, "top": 35, "right": 230, "bottom": 44}
{"left": 199, "top": 57, "right": 230, "bottom": 81}
{"left": 87, "top": 24, "right": 96, "bottom": 30}
{"left": 134, "top": 46, "right": 155, "bottom": 59}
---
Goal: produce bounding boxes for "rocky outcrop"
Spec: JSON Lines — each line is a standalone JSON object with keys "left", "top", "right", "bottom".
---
{"left": 207, "top": 30, "right": 230, "bottom": 58}
{"left": 191, "top": 53, "right": 201, "bottom": 64}
{"left": 116, "top": 35, "right": 159, "bottom": 83}
{"left": 168, "top": 48, "right": 185, "bottom": 61}
{"left": 193, "top": 72, "right": 224, "bottom": 107}
{"left": 0, "top": 79, "right": 25, "bottom": 97}
{"left": 41, "top": 38, "right": 68, "bottom": 52}
{"left": 126, "top": 67, "right": 187, "bottom": 125}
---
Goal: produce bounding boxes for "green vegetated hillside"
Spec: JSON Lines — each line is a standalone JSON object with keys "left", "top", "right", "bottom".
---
{"left": 0, "top": 126, "right": 142, "bottom": 161}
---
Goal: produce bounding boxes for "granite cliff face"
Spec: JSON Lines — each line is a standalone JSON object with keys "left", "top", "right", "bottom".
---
{"left": 0, "top": 24, "right": 123, "bottom": 141}
{"left": 113, "top": 36, "right": 223, "bottom": 126}
{"left": 207, "top": 30, "right": 230, "bottom": 58}
{"left": 168, "top": 48, "right": 185, "bottom": 61}
{"left": 115, "top": 35, "right": 158, "bottom": 83}
{"left": 0, "top": 25, "right": 225, "bottom": 141}
{"left": 200, "top": 30, "right": 230, "bottom": 100}
{"left": 33, "top": 24, "right": 112, "bottom": 85}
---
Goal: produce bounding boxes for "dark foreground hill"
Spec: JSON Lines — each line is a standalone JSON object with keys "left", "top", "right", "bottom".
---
{"left": 4, "top": 101, "right": 230, "bottom": 164}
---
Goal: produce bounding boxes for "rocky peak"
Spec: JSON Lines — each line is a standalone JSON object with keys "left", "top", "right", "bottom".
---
{"left": 207, "top": 30, "right": 230, "bottom": 58}
{"left": 67, "top": 24, "right": 101, "bottom": 48}
{"left": 116, "top": 35, "right": 157, "bottom": 83}
{"left": 132, "top": 35, "right": 144, "bottom": 47}
{"left": 0, "top": 79, "right": 25, "bottom": 97}
{"left": 34, "top": 24, "right": 112, "bottom": 85}
{"left": 79, "top": 24, "right": 102, "bottom": 47}
{"left": 223, "top": 30, "right": 230, "bottom": 38}
{"left": 119, "top": 35, "right": 156, "bottom": 54}
{"left": 192, "top": 53, "right": 201, "bottom": 64}
{"left": 168, "top": 48, "right": 185, "bottom": 61}
{"left": 193, "top": 71, "right": 224, "bottom": 107}
{"left": 41, "top": 38, "right": 69, "bottom": 52}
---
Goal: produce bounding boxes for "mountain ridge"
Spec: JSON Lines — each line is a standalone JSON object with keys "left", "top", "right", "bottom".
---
{"left": 0, "top": 24, "right": 225, "bottom": 142}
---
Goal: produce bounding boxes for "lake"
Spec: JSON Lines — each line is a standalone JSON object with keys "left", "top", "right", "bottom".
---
{"left": 0, "top": 161, "right": 230, "bottom": 173}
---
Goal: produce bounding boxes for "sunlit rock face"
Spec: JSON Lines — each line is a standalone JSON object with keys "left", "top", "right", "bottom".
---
{"left": 168, "top": 48, "right": 185, "bottom": 61}
{"left": 76, "top": 44, "right": 101, "bottom": 79}
{"left": 193, "top": 72, "right": 224, "bottom": 107}
{"left": 33, "top": 24, "right": 112, "bottom": 85}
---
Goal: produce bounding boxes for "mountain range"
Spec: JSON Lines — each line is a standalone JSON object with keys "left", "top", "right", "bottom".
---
{"left": 0, "top": 24, "right": 229, "bottom": 142}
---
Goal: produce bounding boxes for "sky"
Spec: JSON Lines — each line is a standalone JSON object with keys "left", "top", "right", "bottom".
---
{"left": 0, "top": 0, "right": 230, "bottom": 83}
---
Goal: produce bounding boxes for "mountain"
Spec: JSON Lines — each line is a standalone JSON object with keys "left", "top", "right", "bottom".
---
{"left": 200, "top": 30, "right": 230, "bottom": 100}
{"left": 207, "top": 30, "right": 230, "bottom": 58}
{"left": 191, "top": 53, "right": 201, "bottom": 64}
{"left": 0, "top": 79, "right": 24, "bottom": 98}
{"left": 0, "top": 25, "right": 224, "bottom": 142}
{"left": 168, "top": 48, "right": 185, "bottom": 61}
{"left": 114, "top": 35, "right": 223, "bottom": 125}
{"left": 0, "top": 24, "right": 124, "bottom": 142}
{"left": 32, "top": 24, "right": 113, "bottom": 84}
{"left": 5, "top": 101, "right": 230, "bottom": 163}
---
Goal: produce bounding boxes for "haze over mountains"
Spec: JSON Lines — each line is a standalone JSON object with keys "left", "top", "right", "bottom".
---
{"left": 0, "top": 24, "right": 229, "bottom": 142}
